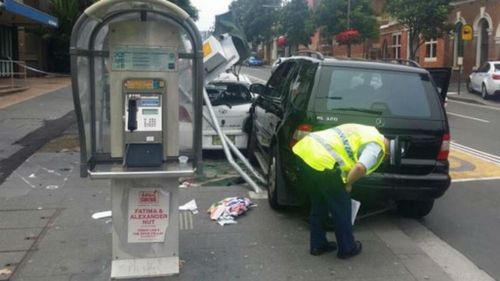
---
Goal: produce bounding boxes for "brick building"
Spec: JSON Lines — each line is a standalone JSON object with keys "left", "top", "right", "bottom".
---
{"left": 447, "top": 0, "right": 500, "bottom": 79}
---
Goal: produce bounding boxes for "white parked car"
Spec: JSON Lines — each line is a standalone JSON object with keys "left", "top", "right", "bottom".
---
{"left": 467, "top": 61, "right": 500, "bottom": 99}
{"left": 202, "top": 73, "right": 254, "bottom": 150}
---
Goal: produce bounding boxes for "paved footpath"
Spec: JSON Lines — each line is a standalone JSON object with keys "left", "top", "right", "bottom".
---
{"left": 0, "top": 80, "right": 496, "bottom": 281}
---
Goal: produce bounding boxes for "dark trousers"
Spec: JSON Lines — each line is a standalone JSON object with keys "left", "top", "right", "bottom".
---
{"left": 301, "top": 161, "right": 356, "bottom": 255}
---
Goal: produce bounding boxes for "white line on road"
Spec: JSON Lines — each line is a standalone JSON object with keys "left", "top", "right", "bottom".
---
{"left": 245, "top": 74, "right": 267, "bottom": 84}
{"left": 447, "top": 111, "right": 490, "bottom": 123}
{"left": 452, "top": 176, "right": 500, "bottom": 183}
{"left": 397, "top": 219, "right": 496, "bottom": 281}
{"left": 448, "top": 99, "right": 500, "bottom": 112}
{"left": 451, "top": 142, "right": 500, "bottom": 164}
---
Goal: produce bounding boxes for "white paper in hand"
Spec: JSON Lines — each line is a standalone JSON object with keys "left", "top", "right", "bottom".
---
{"left": 351, "top": 199, "right": 361, "bottom": 225}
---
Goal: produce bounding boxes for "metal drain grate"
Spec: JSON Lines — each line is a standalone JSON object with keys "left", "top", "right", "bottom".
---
{"left": 179, "top": 211, "right": 193, "bottom": 230}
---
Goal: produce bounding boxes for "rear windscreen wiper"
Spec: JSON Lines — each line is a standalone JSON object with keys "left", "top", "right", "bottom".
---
{"left": 333, "top": 107, "right": 382, "bottom": 115}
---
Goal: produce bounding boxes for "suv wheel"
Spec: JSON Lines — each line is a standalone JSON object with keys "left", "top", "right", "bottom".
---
{"left": 268, "top": 145, "right": 284, "bottom": 210}
{"left": 396, "top": 200, "right": 434, "bottom": 219}
{"left": 481, "top": 84, "right": 489, "bottom": 100}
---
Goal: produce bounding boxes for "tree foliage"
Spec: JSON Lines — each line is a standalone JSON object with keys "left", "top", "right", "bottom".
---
{"left": 169, "top": 0, "right": 199, "bottom": 20}
{"left": 278, "top": 0, "right": 314, "bottom": 48}
{"left": 314, "top": 0, "right": 378, "bottom": 43}
{"left": 385, "top": 0, "right": 451, "bottom": 60}
{"left": 229, "top": 0, "right": 281, "bottom": 45}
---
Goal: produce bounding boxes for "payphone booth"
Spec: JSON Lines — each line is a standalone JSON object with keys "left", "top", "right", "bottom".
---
{"left": 70, "top": 0, "right": 203, "bottom": 278}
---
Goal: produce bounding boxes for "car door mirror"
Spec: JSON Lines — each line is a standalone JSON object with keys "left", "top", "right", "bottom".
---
{"left": 249, "top": 83, "right": 267, "bottom": 95}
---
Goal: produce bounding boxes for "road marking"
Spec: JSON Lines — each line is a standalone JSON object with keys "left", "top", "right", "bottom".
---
{"left": 245, "top": 74, "right": 267, "bottom": 84}
{"left": 448, "top": 99, "right": 500, "bottom": 112}
{"left": 452, "top": 176, "right": 500, "bottom": 183}
{"left": 449, "top": 142, "right": 500, "bottom": 182}
{"left": 396, "top": 219, "right": 496, "bottom": 281}
{"left": 451, "top": 142, "right": 500, "bottom": 165}
{"left": 447, "top": 112, "right": 490, "bottom": 123}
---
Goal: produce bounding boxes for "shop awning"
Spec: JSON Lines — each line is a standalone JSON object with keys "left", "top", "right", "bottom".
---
{"left": 0, "top": 0, "right": 58, "bottom": 28}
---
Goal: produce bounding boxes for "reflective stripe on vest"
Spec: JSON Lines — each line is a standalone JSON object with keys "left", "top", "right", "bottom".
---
{"left": 309, "top": 133, "right": 345, "bottom": 168}
{"left": 332, "top": 127, "right": 355, "bottom": 161}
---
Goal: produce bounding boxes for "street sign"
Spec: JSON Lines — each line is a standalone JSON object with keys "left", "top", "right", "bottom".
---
{"left": 462, "top": 24, "right": 473, "bottom": 41}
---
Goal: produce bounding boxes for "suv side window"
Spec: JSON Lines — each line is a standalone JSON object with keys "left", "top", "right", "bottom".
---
{"left": 266, "top": 61, "right": 297, "bottom": 98}
{"left": 290, "top": 61, "right": 318, "bottom": 108}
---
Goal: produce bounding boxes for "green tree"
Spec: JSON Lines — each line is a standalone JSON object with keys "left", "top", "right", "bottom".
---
{"left": 385, "top": 0, "right": 451, "bottom": 60}
{"left": 314, "top": 0, "right": 378, "bottom": 56}
{"left": 229, "top": 0, "right": 281, "bottom": 46}
{"left": 169, "top": 0, "right": 199, "bottom": 20}
{"left": 278, "top": 0, "right": 314, "bottom": 50}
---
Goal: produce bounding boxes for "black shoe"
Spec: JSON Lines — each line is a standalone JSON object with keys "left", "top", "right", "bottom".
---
{"left": 337, "top": 241, "right": 362, "bottom": 259}
{"left": 310, "top": 241, "right": 338, "bottom": 256}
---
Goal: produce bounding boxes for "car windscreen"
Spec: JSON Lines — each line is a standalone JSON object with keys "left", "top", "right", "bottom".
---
{"left": 494, "top": 64, "right": 500, "bottom": 72}
{"left": 314, "top": 66, "right": 442, "bottom": 119}
{"left": 206, "top": 83, "right": 252, "bottom": 106}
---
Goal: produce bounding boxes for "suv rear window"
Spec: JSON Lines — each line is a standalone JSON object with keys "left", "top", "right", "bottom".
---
{"left": 314, "top": 66, "right": 442, "bottom": 119}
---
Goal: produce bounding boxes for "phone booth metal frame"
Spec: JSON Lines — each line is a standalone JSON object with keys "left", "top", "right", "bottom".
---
{"left": 70, "top": 0, "right": 203, "bottom": 278}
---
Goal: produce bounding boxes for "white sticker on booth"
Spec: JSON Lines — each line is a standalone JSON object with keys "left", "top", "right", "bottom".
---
{"left": 128, "top": 188, "right": 170, "bottom": 243}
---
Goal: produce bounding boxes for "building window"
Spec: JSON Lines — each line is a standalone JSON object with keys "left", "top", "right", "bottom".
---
{"left": 391, "top": 33, "right": 401, "bottom": 59}
{"left": 425, "top": 38, "right": 437, "bottom": 62}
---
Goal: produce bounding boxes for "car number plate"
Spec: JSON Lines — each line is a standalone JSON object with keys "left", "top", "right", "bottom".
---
{"left": 212, "top": 135, "right": 236, "bottom": 145}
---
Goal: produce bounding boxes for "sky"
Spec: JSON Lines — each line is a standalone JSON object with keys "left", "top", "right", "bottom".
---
{"left": 190, "top": 0, "right": 234, "bottom": 31}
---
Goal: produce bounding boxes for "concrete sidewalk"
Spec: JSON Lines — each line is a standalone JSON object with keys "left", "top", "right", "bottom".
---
{"left": 0, "top": 150, "right": 457, "bottom": 281}
{"left": 0, "top": 78, "right": 494, "bottom": 281}
{"left": 0, "top": 77, "right": 73, "bottom": 185}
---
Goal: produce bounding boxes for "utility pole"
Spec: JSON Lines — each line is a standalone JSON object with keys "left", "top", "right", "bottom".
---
{"left": 347, "top": 0, "right": 352, "bottom": 57}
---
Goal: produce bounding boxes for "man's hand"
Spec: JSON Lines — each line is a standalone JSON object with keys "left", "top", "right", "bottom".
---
{"left": 345, "top": 163, "right": 367, "bottom": 193}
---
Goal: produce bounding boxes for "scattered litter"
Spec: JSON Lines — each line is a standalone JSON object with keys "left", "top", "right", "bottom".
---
{"left": 179, "top": 181, "right": 191, "bottom": 188}
{"left": 46, "top": 185, "right": 59, "bottom": 190}
{"left": 179, "top": 199, "right": 198, "bottom": 214}
{"left": 92, "top": 210, "right": 112, "bottom": 220}
{"left": 37, "top": 206, "right": 43, "bottom": 210}
{"left": 207, "top": 197, "right": 255, "bottom": 226}
{"left": 29, "top": 173, "right": 36, "bottom": 178}
{"left": 0, "top": 267, "right": 13, "bottom": 276}
{"left": 179, "top": 180, "right": 199, "bottom": 188}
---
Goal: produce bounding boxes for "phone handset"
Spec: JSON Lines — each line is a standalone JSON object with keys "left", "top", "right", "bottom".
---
{"left": 127, "top": 98, "right": 138, "bottom": 132}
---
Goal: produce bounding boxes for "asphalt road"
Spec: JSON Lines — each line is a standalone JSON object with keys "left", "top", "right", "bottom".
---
{"left": 240, "top": 65, "right": 500, "bottom": 280}
{"left": 425, "top": 98, "right": 500, "bottom": 279}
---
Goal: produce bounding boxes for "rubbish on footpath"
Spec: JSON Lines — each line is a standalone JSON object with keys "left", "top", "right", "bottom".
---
{"left": 207, "top": 197, "right": 255, "bottom": 226}
{"left": 92, "top": 210, "right": 112, "bottom": 220}
{"left": 179, "top": 199, "right": 198, "bottom": 214}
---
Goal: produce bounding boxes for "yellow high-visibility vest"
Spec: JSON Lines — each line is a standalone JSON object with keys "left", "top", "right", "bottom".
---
{"left": 292, "top": 123, "right": 386, "bottom": 183}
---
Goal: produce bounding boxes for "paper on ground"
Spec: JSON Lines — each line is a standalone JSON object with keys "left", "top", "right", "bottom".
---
{"left": 92, "top": 210, "right": 112, "bottom": 220}
{"left": 179, "top": 199, "right": 198, "bottom": 214}
{"left": 351, "top": 199, "right": 361, "bottom": 225}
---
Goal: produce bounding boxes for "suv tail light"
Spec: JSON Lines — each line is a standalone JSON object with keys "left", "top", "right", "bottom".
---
{"left": 290, "top": 124, "right": 312, "bottom": 147}
{"left": 492, "top": 73, "right": 500, "bottom": 80}
{"left": 437, "top": 133, "right": 450, "bottom": 161}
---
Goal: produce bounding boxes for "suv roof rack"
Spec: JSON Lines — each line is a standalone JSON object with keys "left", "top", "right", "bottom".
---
{"left": 292, "top": 49, "right": 324, "bottom": 60}
{"left": 379, "top": 58, "right": 421, "bottom": 68}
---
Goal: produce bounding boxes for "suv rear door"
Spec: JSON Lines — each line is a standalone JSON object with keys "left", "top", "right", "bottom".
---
{"left": 312, "top": 66, "right": 448, "bottom": 175}
{"left": 426, "top": 67, "right": 451, "bottom": 103}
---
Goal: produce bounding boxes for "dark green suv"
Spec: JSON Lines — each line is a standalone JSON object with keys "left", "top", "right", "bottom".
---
{"left": 247, "top": 57, "right": 451, "bottom": 218}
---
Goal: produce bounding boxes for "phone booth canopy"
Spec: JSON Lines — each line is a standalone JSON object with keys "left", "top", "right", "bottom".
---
{"left": 70, "top": 0, "right": 203, "bottom": 179}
